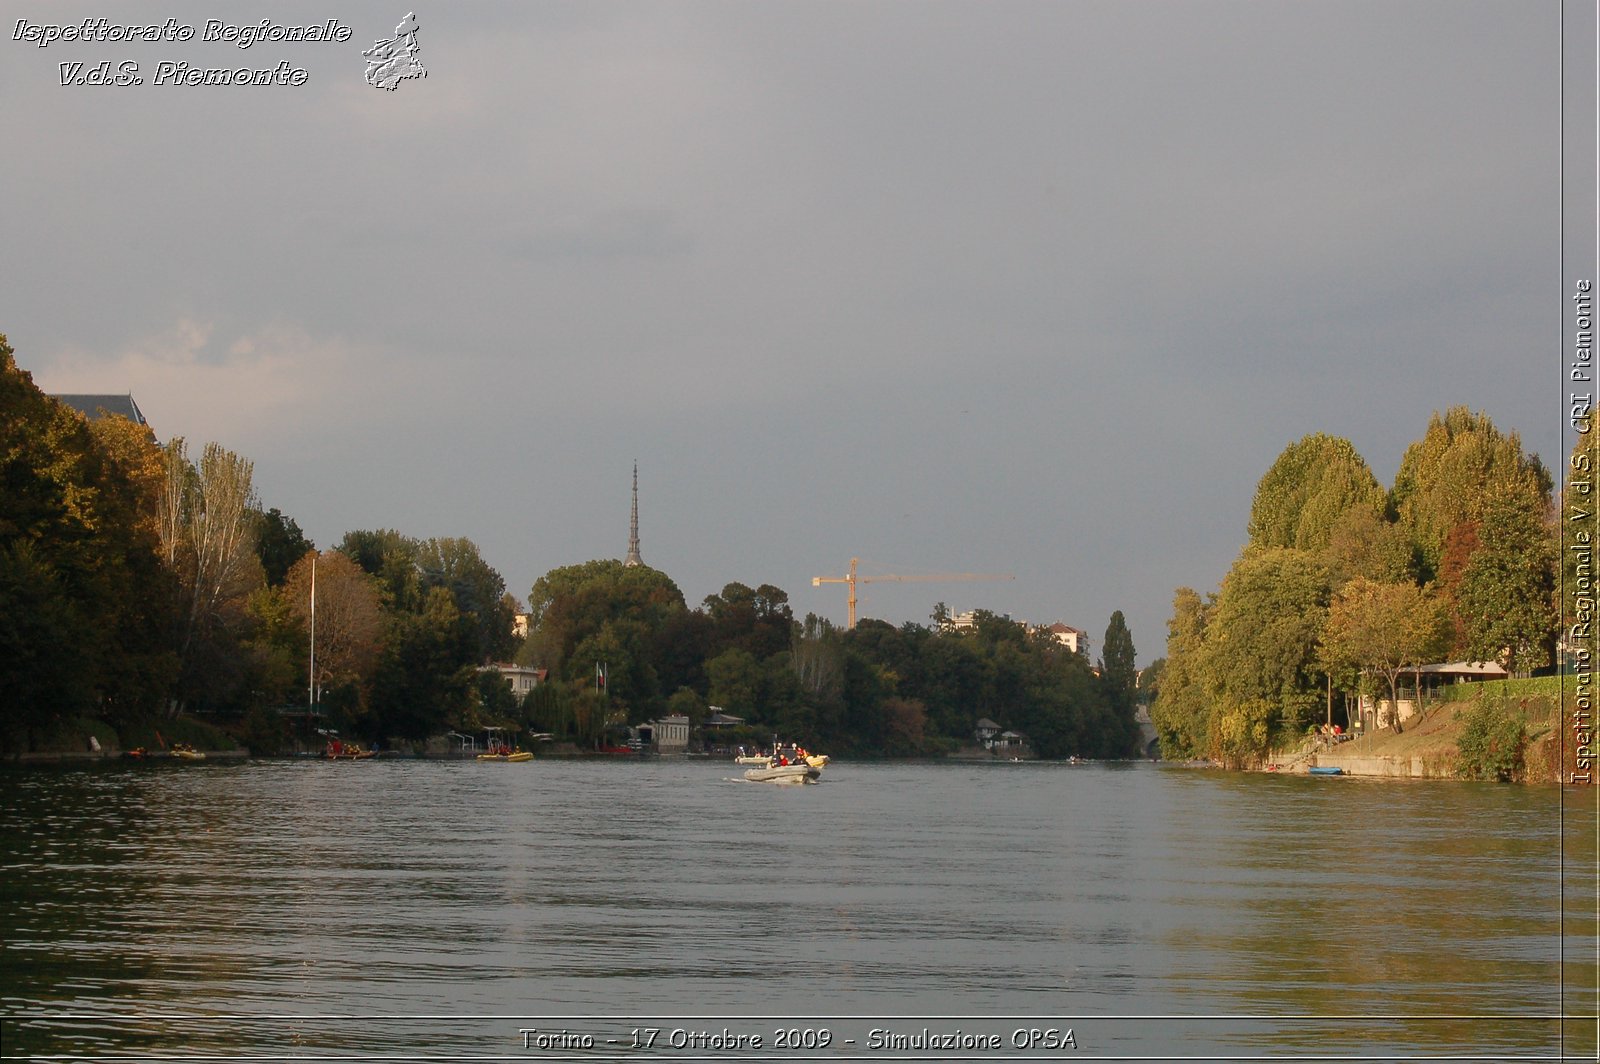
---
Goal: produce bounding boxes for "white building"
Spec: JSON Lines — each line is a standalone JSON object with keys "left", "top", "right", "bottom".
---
{"left": 483, "top": 663, "right": 545, "bottom": 699}
{"left": 1040, "top": 622, "right": 1089, "bottom": 657}
{"left": 649, "top": 713, "right": 690, "bottom": 751}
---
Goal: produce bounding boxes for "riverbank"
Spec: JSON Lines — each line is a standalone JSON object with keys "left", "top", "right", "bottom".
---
{"left": 1281, "top": 678, "right": 1573, "bottom": 784}
{"left": 1, "top": 714, "right": 247, "bottom": 763}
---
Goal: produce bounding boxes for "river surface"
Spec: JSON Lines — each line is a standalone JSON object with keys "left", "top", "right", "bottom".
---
{"left": 0, "top": 758, "right": 1594, "bottom": 1061}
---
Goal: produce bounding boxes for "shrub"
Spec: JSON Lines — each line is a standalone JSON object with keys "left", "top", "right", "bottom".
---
{"left": 1455, "top": 700, "right": 1527, "bottom": 782}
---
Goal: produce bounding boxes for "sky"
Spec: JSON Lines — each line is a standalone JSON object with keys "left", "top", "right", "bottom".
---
{"left": 4, "top": 1, "right": 1591, "bottom": 665}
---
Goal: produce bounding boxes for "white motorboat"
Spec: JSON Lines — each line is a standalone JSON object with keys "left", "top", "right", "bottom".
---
{"left": 743, "top": 761, "right": 821, "bottom": 784}
{"left": 737, "top": 743, "right": 828, "bottom": 770}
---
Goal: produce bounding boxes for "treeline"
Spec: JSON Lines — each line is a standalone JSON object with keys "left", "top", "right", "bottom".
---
{"left": 0, "top": 336, "right": 522, "bottom": 752}
{"left": 1150, "top": 410, "right": 1568, "bottom": 768}
{"left": 515, "top": 562, "right": 1143, "bottom": 759}
{"left": 1, "top": 335, "right": 1142, "bottom": 758}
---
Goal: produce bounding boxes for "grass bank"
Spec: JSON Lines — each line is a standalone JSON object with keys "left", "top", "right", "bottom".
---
{"left": 1309, "top": 678, "right": 1576, "bottom": 784}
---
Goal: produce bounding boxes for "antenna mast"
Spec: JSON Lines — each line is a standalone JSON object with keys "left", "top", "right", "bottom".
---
{"left": 624, "top": 461, "right": 643, "bottom": 567}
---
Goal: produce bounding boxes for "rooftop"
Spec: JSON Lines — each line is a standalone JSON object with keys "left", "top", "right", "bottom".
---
{"left": 52, "top": 393, "right": 147, "bottom": 426}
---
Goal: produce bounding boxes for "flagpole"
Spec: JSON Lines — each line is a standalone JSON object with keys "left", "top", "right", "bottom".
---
{"left": 309, "top": 554, "right": 317, "bottom": 709}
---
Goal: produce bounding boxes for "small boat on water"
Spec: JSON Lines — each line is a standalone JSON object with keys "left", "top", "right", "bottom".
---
{"left": 735, "top": 742, "right": 828, "bottom": 770}
{"left": 171, "top": 744, "right": 206, "bottom": 761}
{"left": 477, "top": 727, "right": 532, "bottom": 762}
{"left": 1308, "top": 765, "right": 1343, "bottom": 776}
{"left": 478, "top": 749, "right": 533, "bottom": 762}
{"left": 743, "top": 761, "right": 821, "bottom": 784}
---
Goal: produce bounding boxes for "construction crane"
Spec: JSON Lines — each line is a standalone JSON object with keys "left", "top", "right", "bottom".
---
{"left": 811, "top": 557, "right": 1015, "bottom": 630}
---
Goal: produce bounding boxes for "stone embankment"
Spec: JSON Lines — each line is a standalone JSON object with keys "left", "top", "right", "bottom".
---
{"left": 1308, "top": 752, "right": 1451, "bottom": 778}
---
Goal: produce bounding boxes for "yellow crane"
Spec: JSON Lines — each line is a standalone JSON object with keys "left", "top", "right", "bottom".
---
{"left": 811, "top": 557, "right": 1015, "bottom": 630}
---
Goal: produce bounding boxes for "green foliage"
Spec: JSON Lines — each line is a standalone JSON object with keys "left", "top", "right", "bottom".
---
{"left": 161, "top": 438, "right": 265, "bottom": 713}
{"left": 1453, "top": 495, "right": 1557, "bottom": 672}
{"left": 666, "top": 686, "right": 705, "bottom": 724}
{"left": 239, "top": 705, "right": 293, "bottom": 756}
{"left": 1153, "top": 407, "right": 1562, "bottom": 770}
{"left": 705, "top": 647, "right": 762, "bottom": 717}
{"left": 239, "top": 584, "right": 309, "bottom": 708}
{"left": 1318, "top": 577, "right": 1451, "bottom": 730}
{"left": 1323, "top": 505, "right": 1415, "bottom": 586}
{"left": 1455, "top": 699, "right": 1528, "bottom": 782}
{"left": 702, "top": 582, "right": 795, "bottom": 661}
{"left": 0, "top": 335, "right": 178, "bottom": 746}
{"left": 1203, "top": 547, "right": 1331, "bottom": 736}
{"left": 475, "top": 668, "right": 520, "bottom": 724}
{"left": 416, "top": 536, "right": 517, "bottom": 662}
{"left": 1100, "top": 610, "right": 1138, "bottom": 715}
{"left": 523, "top": 560, "right": 688, "bottom": 723}
{"left": 1248, "top": 433, "right": 1386, "bottom": 554}
{"left": 367, "top": 587, "right": 478, "bottom": 741}
{"left": 339, "top": 529, "right": 423, "bottom": 610}
{"left": 1137, "top": 657, "right": 1164, "bottom": 706}
{"left": 1150, "top": 588, "right": 1211, "bottom": 759}
{"left": 1208, "top": 696, "right": 1275, "bottom": 769}
{"left": 255, "top": 507, "right": 313, "bottom": 587}
{"left": 1392, "top": 407, "right": 1552, "bottom": 582}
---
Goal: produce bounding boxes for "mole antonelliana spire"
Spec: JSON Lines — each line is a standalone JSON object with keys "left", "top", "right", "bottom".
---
{"left": 624, "top": 461, "right": 643, "bottom": 567}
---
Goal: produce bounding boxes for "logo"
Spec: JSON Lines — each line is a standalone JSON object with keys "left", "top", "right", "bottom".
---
{"left": 363, "top": 12, "right": 425, "bottom": 90}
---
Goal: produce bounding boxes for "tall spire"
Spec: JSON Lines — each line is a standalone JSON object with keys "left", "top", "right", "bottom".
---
{"left": 624, "top": 461, "right": 643, "bottom": 567}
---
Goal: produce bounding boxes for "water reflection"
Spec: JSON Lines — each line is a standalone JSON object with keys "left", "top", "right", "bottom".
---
{"left": 0, "top": 759, "right": 1590, "bottom": 1058}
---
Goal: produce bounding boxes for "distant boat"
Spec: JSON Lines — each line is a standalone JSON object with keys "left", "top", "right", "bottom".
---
{"left": 478, "top": 749, "right": 533, "bottom": 762}
{"left": 477, "top": 727, "right": 532, "bottom": 762}
{"left": 1308, "top": 765, "right": 1343, "bottom": 776}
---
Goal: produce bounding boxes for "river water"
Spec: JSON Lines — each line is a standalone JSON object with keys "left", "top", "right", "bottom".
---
{"left": 0, "top": 758, "right": 1594, "bottom": 1061}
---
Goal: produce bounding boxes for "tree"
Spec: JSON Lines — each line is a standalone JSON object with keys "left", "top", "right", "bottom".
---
{"left": 476, "top": 668, "right": 520, "bottom": 724}
{"left": 525, "top": 560, "right": 687, "bottom": 717}
{"left": 239, "top": 583, "right": 308, "bottom": 709}
{"left": 368, "top": 586, "right": 478, "bottom": 741}
{"left": 880, "top": 696, "right": 928, "bottom": 752}
{"left": 1136, "top": 658, "right": 1164, "bottom": 707}
{"left": 1248, "top": 433, "right": 1387, "bottom": 554}
{"left": 1096, "top": 610, "right": 1141, "bottom": 756}
{"left": 1202, "top": 547, "right": 1331, "bottom": 751}
{"left": 1210, "top": 697, "right": 1276, "bottom": 771}
{"left": 159, "top": 438, "right": 265, "bottom": 709}
{"left": 1100, "top": 611, "right": 1138, "bottom": 715}
{"left": 1150, "top": 588, "right": 1211, "bottom": 760}
{"left": 702, "top": 582, "right": 796, "bottom": 661}
{"left": 283, "top": 550, "right": 383, "bottom": 699}
{"left": 1453, "top": 495, "right": 1557, "bottom": 672}
{"left": 255, "top": 508, "right": 313, "bottom": 587}
{"left": 416, "top": 536, "right": 517, "bottom": 662}
{"left": 1318, "top": 577, "right": 1452, "bottom": 731}
{"left": 1323, "top": 505, "right": 1415, "bottom": 587}
{"left": 706, "top": 647, "right": 763, "bottom": 718}
{"left": 0, "top": 337, "right": 177, "bottom": 739}
{"left": 339, "top": 529, "right": 423, "bottom": 611}
{"left": 790, "top": 613, "right": 844, "bottom": 706}
{"left": 1392, "top": 407, "right": 1552, "bottom": 581}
